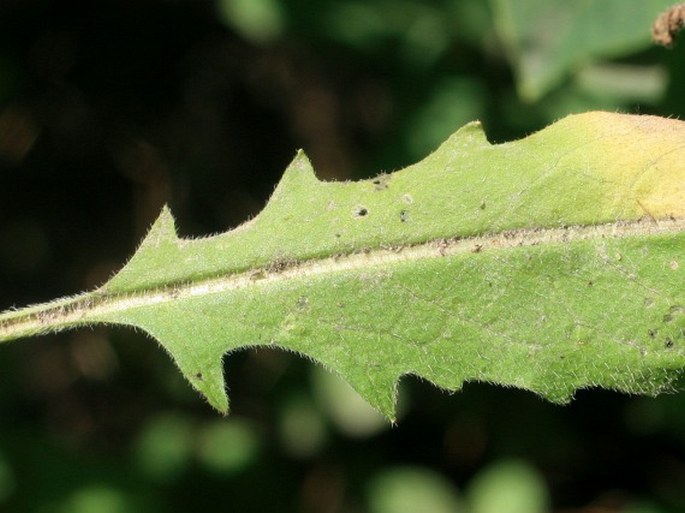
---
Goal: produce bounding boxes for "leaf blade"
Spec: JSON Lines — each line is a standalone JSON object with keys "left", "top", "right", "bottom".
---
{"left": 2, "top": 111, "right": 685, "bottom": 417}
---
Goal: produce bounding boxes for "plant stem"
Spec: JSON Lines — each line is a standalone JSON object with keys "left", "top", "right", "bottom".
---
{"left": 0, "top": 292, "right": 98, "bottom": 343}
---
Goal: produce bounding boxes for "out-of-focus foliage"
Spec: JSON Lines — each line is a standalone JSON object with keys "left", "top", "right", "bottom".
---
{"left": 0, "top": 1, "right": 684, "bottom": 512}
{"left": 491, "top": 0, "right": 675, "bottom": 100}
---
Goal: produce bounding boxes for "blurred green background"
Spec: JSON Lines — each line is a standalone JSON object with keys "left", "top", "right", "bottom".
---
{"left": 1, "top": 1, "right": 685, "bottom": 511}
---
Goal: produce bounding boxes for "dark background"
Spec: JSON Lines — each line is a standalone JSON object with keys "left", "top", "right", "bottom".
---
{"left": 0, "top": 1, "right": 684, "bottom": 512}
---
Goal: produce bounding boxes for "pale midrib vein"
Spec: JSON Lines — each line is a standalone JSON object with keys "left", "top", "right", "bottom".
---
{"left": 1, "top": 216, "right": 683, "bottom": 342}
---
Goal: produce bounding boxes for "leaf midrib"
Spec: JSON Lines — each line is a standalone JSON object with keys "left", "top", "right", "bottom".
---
{"left": 0, "top": 215, "right": 682, "bottom": 344}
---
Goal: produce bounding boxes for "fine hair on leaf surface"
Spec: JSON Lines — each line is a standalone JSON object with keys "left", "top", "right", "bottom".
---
{"left": 1, "top": 111, "right": 684, "bottom": 420}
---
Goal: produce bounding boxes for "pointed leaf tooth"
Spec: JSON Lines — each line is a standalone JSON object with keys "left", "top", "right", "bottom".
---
{"left": 142, "top": 205, "right": 179, "bottom": 246}
{"left": 336, "top": 368, "right": 401, "bottom": 422}
{"left": 105, "top": 206, "right": 182, "bottom": 292}
{"left": 182, "top": 357, "right": 229, "bottom": 414}
{"left": 267, "top": 150, "right": 319, "bottom": 203}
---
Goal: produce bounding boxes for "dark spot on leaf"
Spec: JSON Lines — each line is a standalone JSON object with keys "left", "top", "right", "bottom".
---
{"left": 479, "top": 201, "right": 486, "bottom": 210}
{"left": 297, "top": 296, "right": 309, "bottom": 309}
{"left": 267, "top": 259, "right": 290, "bottom": 273}
{"left": 665, "top": 338, "right": 674, "bottom": 348}
{"left": 648, "top": 329, "right": 657, "bottom": 339}
{"left": 195, "top": 372, "right": 203, "bottom": 380}
{"left": 663, "top": 305, "right": 685, "bottom": 322}
{"left": 334, "top": 233, "right": 341, "bottom": 238}
{"left": 354, "top": 206, "right": 368, "bottom": 217}
{"left": 399, "top": 210, "right": 409, "bottom": 222}
{"left": 587, "top": 280, "right": 593, "bottom": 287}
{"left": 372, "top": 175, "right": 389, "bottom": 191}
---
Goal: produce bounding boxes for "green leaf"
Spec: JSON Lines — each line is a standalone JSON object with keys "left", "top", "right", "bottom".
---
{"left": 1, "top": 111, "right": 684, "bottom": 419}
{"left": 491, "top": 0, "right": 674, "bottom": 101}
